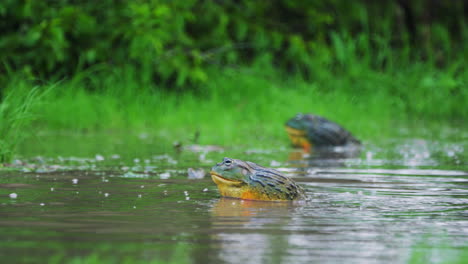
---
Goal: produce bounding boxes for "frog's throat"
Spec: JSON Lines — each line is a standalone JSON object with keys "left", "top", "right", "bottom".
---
{"left": 285, "top": 126, "right": 307, "bottom": 136}
{"left": 285, "top": 126, "right": 312, "bottom": 152}
{"left": 210, "top": 172, "right": 244, "bottom": 187}
{"left": 211, "top": 171, "right": 295, "bottom": 201}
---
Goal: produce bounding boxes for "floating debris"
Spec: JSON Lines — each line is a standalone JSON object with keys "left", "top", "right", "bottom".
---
{"left": 203, "top": 188, "right": 208, "bottom": 192}
{"left": 152, "top": 154, "right": 177, "bottom": 165}
{"left": 159, "top": 172, "right": 171, "bottom": 179}
{"left": 138, "top": 194, "right": 142, "bottom": 198}
{"left": 72, "top": 178, "right": 78, "bottom": 184}
{"left": 185, "top": 197, "right": 190, "bottom": 200}
{"left": 153, "top": 154, "right": 171, "bottom": 160}
{"left": 244, "top": 149, "right": 272, "bottom": 155}
{"left": 122, "top": 171, "right": 148, "bottom": 178}
{"left": 50, "top": 188, "right": 54, "bottom": 191}
{"left": 185, "top": 144, "right": 224, "bottom": 153}
{"left": 198, "top": 153, "right": 213, "bottom": 164}
{"left": 111, "top": 154, "right": 120, "bottom": 159}
{"left": 9, "top": 193, "right": 18, "bottom": 199}
{"left": 40, "top": 203, "right": 45, "bottom": 206}
{"left": 187, "top": 168, "right": 206, "bottom": 179}
{"left": 95, "top": 154, "right": 105, "bottom": 161}
{"left": 104, "top": 193, "right": 109, "bottom": 197}
{"left": 13, "top": 159, "right": 24, "bottom": 165}
{"left": 270, "top": 160, "right": 281, "bottom": 167}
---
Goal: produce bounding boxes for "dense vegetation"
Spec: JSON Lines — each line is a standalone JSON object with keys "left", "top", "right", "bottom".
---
{"left": 2, "top": 1, "right": 467, "bottom": 84}
{"left": 1, "top": 0, "right": 467, "bottom": 162}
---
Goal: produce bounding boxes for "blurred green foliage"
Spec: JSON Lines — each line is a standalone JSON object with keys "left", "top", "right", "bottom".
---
{"left": 1, "top": 0, "right": 467, "bottom": 86}
{"left": 0, "top": 77, "right": 48, "bottom": 162}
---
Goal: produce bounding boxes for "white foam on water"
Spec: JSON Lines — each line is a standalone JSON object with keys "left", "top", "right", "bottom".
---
{"left": 159, "top": 172, "right": 171, "bottom": 179}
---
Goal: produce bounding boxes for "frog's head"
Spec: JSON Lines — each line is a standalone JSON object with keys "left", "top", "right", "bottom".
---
{"left": 285, "top": 113, "right": 308, "bottom": 130}
{"left": 210, "top": 157, "right": 251, "bottom": 186}
{"left": 285, "top": 113, "right": 311, "bottom": 151}
{"left": 210, "top": 157, "right": 257, "bottom": 199}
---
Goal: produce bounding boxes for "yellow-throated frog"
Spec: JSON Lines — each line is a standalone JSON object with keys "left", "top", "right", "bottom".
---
{"left": 210, "top": 157, "right": 306, "bottom": 201}
{"left": 285, "top": 113, "right": 360, "bottom": 152}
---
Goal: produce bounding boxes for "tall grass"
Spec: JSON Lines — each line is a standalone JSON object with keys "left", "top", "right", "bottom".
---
{"left": 29, "top": 56, "right": 467, "bottom": 148}
{"left": 0, "top": 77, "right": 50, "bottom": 163}
{"left": 2, "top": 34, "right": 466, "bottom": 159}
{"left": 29, "top": 65, "right": 392, "bottom": 145}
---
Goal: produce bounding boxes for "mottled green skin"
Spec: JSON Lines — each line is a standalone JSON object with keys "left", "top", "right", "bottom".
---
{"left": 211, "top": 157, "right": 306, "bottom": 201}
{"left": 285, "top": 113, "right": 361, "bottom": 147}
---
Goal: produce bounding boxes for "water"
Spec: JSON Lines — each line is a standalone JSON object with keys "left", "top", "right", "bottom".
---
{"left": 1, "top": 130, "right": 467, "bottom": 264}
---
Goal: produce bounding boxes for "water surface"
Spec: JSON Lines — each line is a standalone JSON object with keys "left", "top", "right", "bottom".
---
{"left": 1, "top": 129, "right": 467, "bottom": 263}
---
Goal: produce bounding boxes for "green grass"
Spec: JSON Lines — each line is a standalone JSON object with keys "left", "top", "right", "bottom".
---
{"left": 1, "top": 56, "right": 467, "bottom": 161}
{"left": 36, "top": 62, "right": 466, "bottom": 132}
{"left": 0, "top": 76, "right": 50, "bottom": 162}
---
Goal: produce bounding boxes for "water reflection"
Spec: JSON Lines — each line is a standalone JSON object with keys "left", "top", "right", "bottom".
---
{"left": 211, "top": 197, "right": 296, "bottom": 223}
{"left": 285, "top": 138, "right": 466, "bottom": 171}
{"left": 210, "top": 198, "right": 296, "bottom": 264}
{"left": 287, "top": 145, "right": 362, "bottom": 168}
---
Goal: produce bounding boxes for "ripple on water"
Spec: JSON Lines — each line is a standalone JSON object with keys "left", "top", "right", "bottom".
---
{"left": 1, "top": 135, "right": 467, "bottom": 263}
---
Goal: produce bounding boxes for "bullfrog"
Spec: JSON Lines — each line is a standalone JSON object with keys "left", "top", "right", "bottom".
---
{"left": 210, "top": 157, "right": 306, "bottom": 201}
{"left": 285, "top": 113, "right": 360, "bottom": 151}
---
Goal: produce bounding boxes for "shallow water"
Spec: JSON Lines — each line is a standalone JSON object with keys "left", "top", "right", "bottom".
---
{"left": 1, "top": 130, "right": 467, "bottom": 263}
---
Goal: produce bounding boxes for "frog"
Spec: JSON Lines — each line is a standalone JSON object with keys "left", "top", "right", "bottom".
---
{"left": 285, "top": 113, "right": 361, "bottom": 152}
{"left": 210, "top": 157, "right": 306, "bottom": 201}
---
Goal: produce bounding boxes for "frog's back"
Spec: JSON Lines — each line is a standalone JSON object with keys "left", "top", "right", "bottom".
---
{"left": 305, "top": 115, "right": 360, "bottom": 146}
{"left": 286, "top": 113, "right": 360, "bottom": 147}
{"left": 246, "top": 161, "right": 306, "bottom": 201}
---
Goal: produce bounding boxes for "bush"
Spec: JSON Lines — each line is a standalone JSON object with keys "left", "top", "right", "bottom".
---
{"left": 1, "top": 0, "right": 467, "bottom": 88}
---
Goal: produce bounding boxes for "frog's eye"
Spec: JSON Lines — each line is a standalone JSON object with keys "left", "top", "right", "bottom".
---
{"left": 224, "top": 159, "right": 232, "bottom": 166}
